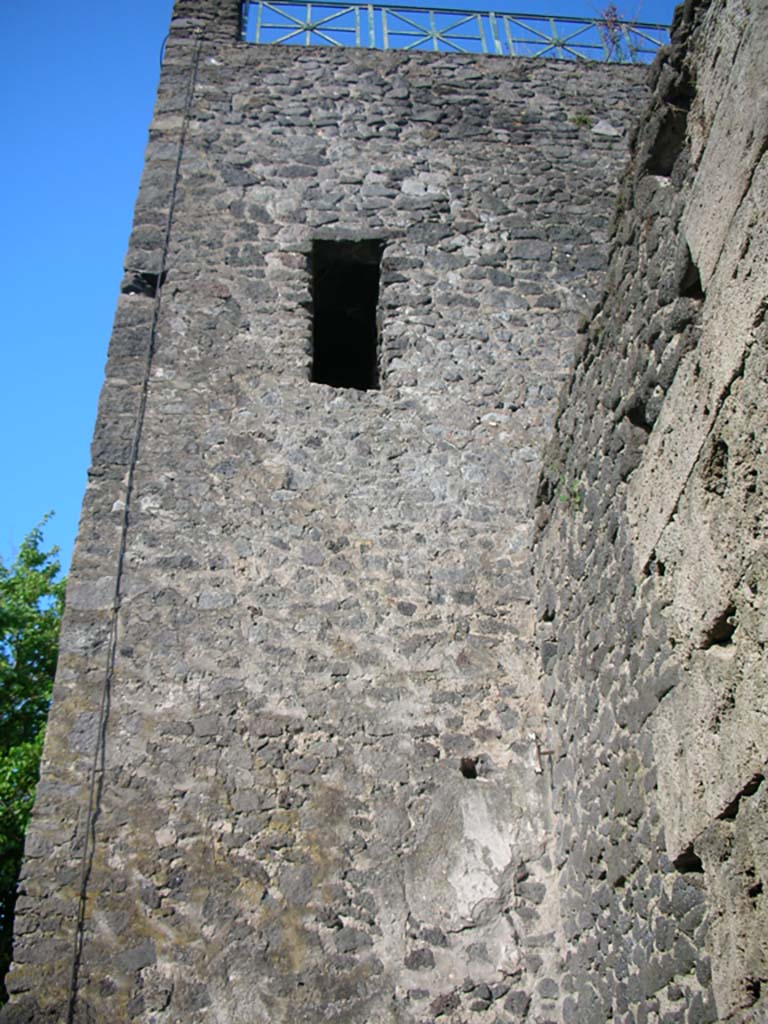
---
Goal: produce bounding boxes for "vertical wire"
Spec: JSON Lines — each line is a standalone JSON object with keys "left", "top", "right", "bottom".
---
{"left": 64, "top": 26, "right": 206, "bottom": 1024}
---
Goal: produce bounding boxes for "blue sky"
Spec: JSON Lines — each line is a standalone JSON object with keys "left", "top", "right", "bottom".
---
{"left": 1, "top": 0, "right": 175, "bottom": 571}
{"left": 1, "top": 0, "right": 674, "bottom": 575}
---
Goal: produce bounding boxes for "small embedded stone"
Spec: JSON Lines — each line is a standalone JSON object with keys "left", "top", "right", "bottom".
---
{"left": 116, "top": 940, "right": 156, "bottom": 972}
{"left": 407, "top": 988, "right": 429, "bottom": 1000}
{"left": 422, "top": 926, "right": 448, "bottom": 947}
{"left": 197, "top": 590, "right": 235, "bottom": 609}
{"left": 517, "top": 880, "right": 547, "bottom": 904}
{"left": 504, "top": 989, "right": 531, "bottom": 1016}
{"left": 335, "top": 927, "right": 372, "bottom": 953}
{"left": 429, "top": 992, "right": 460, "bottom": 1016}
{"left": 405, "top": 947, "right": 435, "bottom": 970}
{"left": 537, "top": 977, "right": 559, "bottom": 999}
{"left": 591, "top": 118, "right": 622, "bottom": 137}
{"left": 192, "top": 715, "right": 219, "bottom": 737}
{"left": 250, "top": 715, "right": 284, "bottom": 737}
{"left": 316, "top": 907, "right": 343, "bottom": 929}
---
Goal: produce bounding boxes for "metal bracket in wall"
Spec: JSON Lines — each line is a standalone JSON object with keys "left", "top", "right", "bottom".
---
{"left": 530, "top": 732, "right": 554, "bottom": 774}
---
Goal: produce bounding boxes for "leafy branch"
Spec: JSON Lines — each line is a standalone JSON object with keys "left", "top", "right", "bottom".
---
{"left": 0, "top": 517, "right": 65, "bottom": 1001}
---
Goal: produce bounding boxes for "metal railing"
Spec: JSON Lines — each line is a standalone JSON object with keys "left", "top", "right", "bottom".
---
{"left": 243, "top": 1, "right": 669, "bottom": 62}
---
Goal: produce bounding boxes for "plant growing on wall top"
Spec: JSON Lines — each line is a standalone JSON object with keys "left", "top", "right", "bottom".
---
{"left": 596, "top": 3, "right": 639, "bottom": 62}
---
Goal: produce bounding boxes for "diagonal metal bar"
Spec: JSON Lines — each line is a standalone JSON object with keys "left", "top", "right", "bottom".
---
{"left": 628, "top": 25, "right": 668, "bottom": 45}
{"left": 502, "top": 14, "right": 561, "bottom": 44}
{"left": 386, "top": 9, "right": 482, "bottom": 51}
{"left": 259, "top": 2, "right": 362, "bottom": 44}
{"left": 499, "top": 14, "right": 622, "bottom": 60}
{"left": 386, "top": 9, "right": 437, "bottom": 31}
{"left": 259, "top": 1, "right": 316, "bottom": 30}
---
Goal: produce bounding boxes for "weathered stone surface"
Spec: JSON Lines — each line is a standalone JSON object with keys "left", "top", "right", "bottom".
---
{"left": 533, "top": 0, "right": 768, "bottom": 1021}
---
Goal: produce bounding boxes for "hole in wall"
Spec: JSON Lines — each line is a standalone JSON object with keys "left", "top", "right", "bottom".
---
{"left": 701, "top": 603, "right": 737, "bottom": 649}
{"left": 644, "top": 69, "right": 696, "bottom": 178}
{"left": 708, "top": 686, "right": 736, "bottom": 734}
{"left": 746, "top": 979, "right": 762, "bottom": 1004}
{"left": 626, "top": 398, "right": 652, "bottom": 433}
{"left": 719, "top": 774, "right": 764, "bottom": 821}
{"left": 642, "top": 556, "right": 665, "bottom": 578}
{"left": 311, "top": 239, "right": 383, "bottom": 391}
{"left": 703, "top": 438, "right": 729, "bottom": 496}
{"left": 460, "top": 757, "right": 479, "bottom": 779}
{"left": 673, "top": 845, "right": 704, "bottom": 873}
{"left": 122, "top": 270, "right": 167, "bottom": 297}
{"left": 535, "top": 471, "right": 556, "bottom": 508}
{"left": 679, "top": 245, "right": 705, "bottom": 300}
{"left": 663, "top": 75, "right": 695, "bottom": 113}
{"left": 646, "top": 108, "right": 689, "bottom": 177}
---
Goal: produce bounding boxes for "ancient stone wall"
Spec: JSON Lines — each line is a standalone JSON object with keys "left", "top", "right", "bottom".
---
{"left": 533, "top": 0, "right": 767, "bottom": 1021}
{"left": 2, "top": 3, "right": 646, "bottom": 1021}
{"left": 6, "top": 0, "right": 765, "bottom": 1021}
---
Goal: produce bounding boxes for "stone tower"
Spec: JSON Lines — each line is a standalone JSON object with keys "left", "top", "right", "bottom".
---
{"left": 4, "top": 0, "right": 767, "bottom": 1022}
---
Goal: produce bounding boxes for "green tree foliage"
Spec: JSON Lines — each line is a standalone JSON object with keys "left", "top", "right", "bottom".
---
{"left": 0, "top": 519, "right": 65, "bottom": 999}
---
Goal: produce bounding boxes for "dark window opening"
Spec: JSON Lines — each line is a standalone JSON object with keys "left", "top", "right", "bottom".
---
{"left": 121, "top": 270, "right": 167, "bottom": 297}
{"left": 311, "top": 239, "right": 382, "bottom": 390}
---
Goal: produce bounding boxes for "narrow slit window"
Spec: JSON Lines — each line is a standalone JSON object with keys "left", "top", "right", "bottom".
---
{"left": 311, "top": 239, "right": 382, "bottom": 391}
